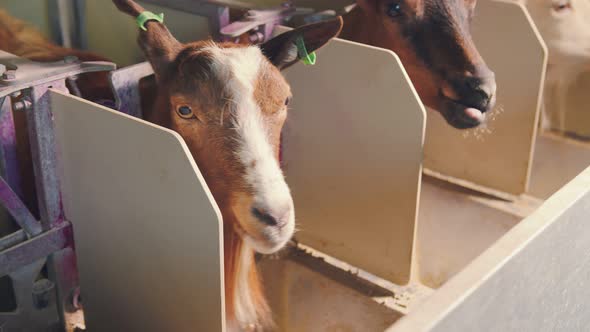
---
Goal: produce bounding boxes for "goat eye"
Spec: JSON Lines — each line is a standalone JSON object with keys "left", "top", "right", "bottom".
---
{"left": 285, "top": 97, "right": 292, "bottom": 106}
{"left": 552, "top": 0, "right": 571, "bottom": 11}
{"left": 387, "top": 2, "right": 402, "bottom": 17}
{"left": 177, "top": 105, "right": 194, "bottom": 119}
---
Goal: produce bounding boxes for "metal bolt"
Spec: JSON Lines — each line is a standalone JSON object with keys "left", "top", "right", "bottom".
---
{"left": 32, "top": 278, "right": 55, "bottom": 309}
{"left": 2, "top": 70, "right": 16, "bottom": 80}
{"left": 249, "top": 31, "right": 265, "bottom": 44}
{"left": 12, "top": 97, "right": 32, "bottom": 111}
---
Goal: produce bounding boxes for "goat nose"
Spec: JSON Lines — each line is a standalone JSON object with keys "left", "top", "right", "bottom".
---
{"left": 455, "top": 73, "right": 496, "bottom": 112}
{"left": 252, "top": 206, "right": 290, "bottom": 227}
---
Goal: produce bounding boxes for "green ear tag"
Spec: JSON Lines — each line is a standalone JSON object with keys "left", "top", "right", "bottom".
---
{"left": 295, "top": 37, "right": 316, "bottom": 65}
{"left": 136, "top": 11, "right": 164, "bottom": 31}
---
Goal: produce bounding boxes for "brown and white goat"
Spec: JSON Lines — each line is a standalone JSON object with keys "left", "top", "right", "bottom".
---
{"left": 113, "top": 4, "right": 342, "bottom": 326}
{"left": 341, "top": 0, "right": 497, "bottom": 129}
{"left": 1, "top": 2, "right": 342, "bottom": 329}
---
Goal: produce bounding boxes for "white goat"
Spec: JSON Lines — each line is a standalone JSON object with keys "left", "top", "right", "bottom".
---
{"left": 519, "top": 0, "right": 590, "bottom": 131}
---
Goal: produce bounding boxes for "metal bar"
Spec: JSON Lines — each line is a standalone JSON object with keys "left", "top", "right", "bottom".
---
{"left": 0, "top": 97, "right": 23, "bottom": 197}
{"left": 0, "top": 52, "right": 116, "bottom": 97}
{"left": 58, "top": 0, "right": 75, "bottom": 48}
{"left": 27, "top": 82, "right": 68, "bottom": 230}
{"left": 142, "top": 0, "right": 236, "bottom": 12}
{"left": 140, "top": 0, "right": 251, "bottom": 12}
{"left": 0, "top": 229, "right": 26, "bottom": 251}
{"left": 66, "top": 77, "right": 83, "bottom": 97}
{"left": 0, "top": 177, "right": 42, "bottom": 236}
{"left": 26, "top": 82, "right": 77, "bottom": 331}
{"left": 0, "top": 222, "right": 70, "bottom": 277}
{"left": 209, "top": 6, "right": 230, "bottom": 41}
{"left": 72, "top": 0, "right": 88, "bottom": 50}
{"left": 109, "top": 62, "right": 154, "bottom": 118}
{"left": 47, "top": 247, "right": 79, "bottom": 314}
{"left": 47, "top": 0, "right": 65, "bottom": 46}
{"left": 262, "top": 20, "right": 277, "bottom": 42}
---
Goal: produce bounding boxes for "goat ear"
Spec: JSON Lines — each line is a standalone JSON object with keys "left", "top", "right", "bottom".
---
{"left": 260, "top": 17, "right": 343, "bottom": 71}
{"left": 136, "top": 24, "right": 182, "bottom": 76}
{"left": 112, "top": 0, "right": 181, "bottom": 77}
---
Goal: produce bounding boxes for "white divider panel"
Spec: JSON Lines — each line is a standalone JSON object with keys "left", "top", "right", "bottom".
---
{"left": 281, "top": 35, "right": 426, "bottom": 284}
{"left": 529, "top": 134, "right": 590, "bottom": 199}
{"left": 51, "top": 91, "right": 225, "bottom": 331}
{"left": 423, "top": 0, "right": 547, "bottom": 196}
{"left": 390, "top": 165, "right": 590, "bottom": 332}
{"left": 545, "top": 71, "right": 590, "bottom": 138}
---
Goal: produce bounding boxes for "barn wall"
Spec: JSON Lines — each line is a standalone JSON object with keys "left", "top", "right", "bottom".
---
{"left": 0, "top": 0, "right": 51, "bottom": 36}
{"left": 84, "top": 1, "right": 210, "bottom": 67}
{"left": 545, "top": 70, "right": 590, "bottom": 138}
{"left": 83, "top": 0, "right": 354, "bottom": 66}
{"left": 0, "top": 1, "right": 355, "bottom": 66}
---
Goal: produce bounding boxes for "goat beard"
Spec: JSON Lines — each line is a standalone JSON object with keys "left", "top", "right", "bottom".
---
{"left": 224, "top": 223, "right": 272, "bottom": 331}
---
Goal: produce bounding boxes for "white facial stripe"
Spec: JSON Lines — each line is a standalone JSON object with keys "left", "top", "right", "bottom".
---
{"left": 207, "top": 45, "right": 293, "bottom": 215}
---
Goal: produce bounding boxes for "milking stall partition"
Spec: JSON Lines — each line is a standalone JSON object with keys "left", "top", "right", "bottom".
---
{"left": 1, "top": 0, "right": 590, "bottom": 331}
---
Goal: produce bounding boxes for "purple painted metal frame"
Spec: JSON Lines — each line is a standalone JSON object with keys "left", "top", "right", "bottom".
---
{"left": 0, "top": 230, "right": 26, "bottom": 251}
{"left": 27, "top": 81, "right": 68, "bottom": 230}
{"left": 219, "top": 2, "right": 299, "bottom": 43}
{"left": 140, "top": 0, "right": 296, "bottom": 43}
{"left": 0, "top": 97, "right": 23, "bottom": 199}
{"left": 0, "top": 52, "right": 116, "bottom": 330}
{"left": 0, "top": 177, "right": 42, "bottom": 236}
{"left": 109, "top": 62, "right": 154, "bottom": 118}
{"left": 0, "top": 223, "right": 70, "bottom": 277}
